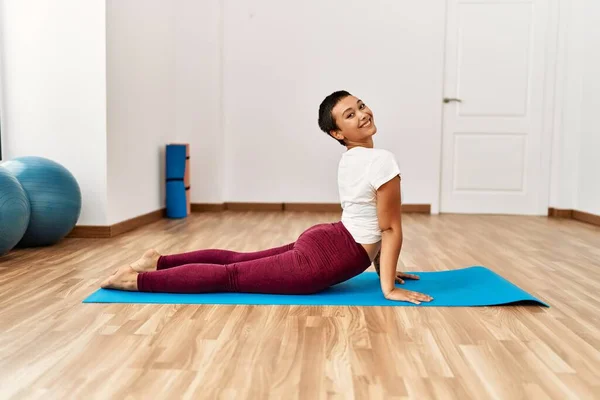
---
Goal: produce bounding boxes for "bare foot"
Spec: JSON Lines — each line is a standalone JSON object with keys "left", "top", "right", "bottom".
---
{"left": 101, "top": 266, "right": 139, "bottom": 291}
{"left": 130, "top": 249, "right": 161, "bottom": 272}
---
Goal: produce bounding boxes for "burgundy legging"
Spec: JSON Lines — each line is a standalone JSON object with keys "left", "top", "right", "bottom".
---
{"left": 137, "top": 222, "right": 372, "bottom": 294}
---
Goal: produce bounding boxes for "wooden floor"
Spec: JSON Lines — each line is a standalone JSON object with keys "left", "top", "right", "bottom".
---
{"left": 1, "top": 211, "right": 599, "bottom": 399}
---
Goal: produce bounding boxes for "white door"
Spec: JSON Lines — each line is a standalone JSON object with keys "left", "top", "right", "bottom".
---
{"left": 440, "top": 0, "right": 552, "bottom": 215}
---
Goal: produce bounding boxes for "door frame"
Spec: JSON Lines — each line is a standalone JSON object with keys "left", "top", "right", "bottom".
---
{"left": 437, "top": 0, "right": 561, "bottom": 216}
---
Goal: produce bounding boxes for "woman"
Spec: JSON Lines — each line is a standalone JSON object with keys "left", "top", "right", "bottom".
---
{"left": 102, "top": 91, "right": 433, "bottom": 304}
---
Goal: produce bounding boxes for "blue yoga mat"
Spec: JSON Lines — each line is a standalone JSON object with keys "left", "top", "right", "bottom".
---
{"left": 83, "top": 266, "right": 548, "bottom": 307}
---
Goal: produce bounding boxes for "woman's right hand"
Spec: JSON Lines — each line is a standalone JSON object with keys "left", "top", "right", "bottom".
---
{"left": 384, "top": 288, "right": 433, "bottom": 305}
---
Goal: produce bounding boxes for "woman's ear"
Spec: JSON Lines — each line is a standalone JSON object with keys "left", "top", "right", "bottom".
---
{"left": 330, "top": 130, "right": 344, "bottom": 141}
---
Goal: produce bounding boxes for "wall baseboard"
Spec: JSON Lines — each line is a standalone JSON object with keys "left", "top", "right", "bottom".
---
{"left": 547, "top": 207, "right": 573, "bottom": 218}
{"left": 191, "top": 203, "right": 226, "bottom": 212}
{"left": 65, "top": 205, "right": 599, "bottom": 239}
{"left": 225, "top": 202, "right": 283, "bottom": 212}
{"left": 284, "top": 203, "right": 342, "bottom": 212}
{"left": 111, "top": 209, "right": 166, "bottom": 237}
{"left": 572, "top": 210, "right": 600, "bottom": 227}
{"left": 192, "top": 202, "right": 431, "bottom": 213}
{"left": 67, "top": 226, "right": 112, "bottom": 239}
{"left": 67, "top": 203, "right": 431, "bottom": 239}
{"left": 548, "top": 208, "right": 600, "bottom": 227}
{"left": 67, "top": 209, "right": 166, "bottom": 239}
{"left": 400, "top": 204, "right": 431, "bottom": 213}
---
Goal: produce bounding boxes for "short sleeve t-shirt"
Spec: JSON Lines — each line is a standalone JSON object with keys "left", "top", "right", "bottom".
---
{"left": 337, "top": 146, "right": 401, "bottom": 244}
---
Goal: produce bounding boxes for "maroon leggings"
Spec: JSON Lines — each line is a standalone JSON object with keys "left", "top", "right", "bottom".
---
{"left": 137, "top": 222, "right": 372, "bottom": 294}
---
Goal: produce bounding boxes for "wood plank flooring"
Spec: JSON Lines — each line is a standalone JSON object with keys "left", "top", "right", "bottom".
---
{"left": 1, "top": 211, "right": 599, "bottom": 399}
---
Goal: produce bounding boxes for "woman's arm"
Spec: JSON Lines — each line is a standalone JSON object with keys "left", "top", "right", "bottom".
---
{"left": 373, "top": 246, "right": 419, "bottom": 284}
{"left": 376, "top": 176, "right": 404, "bottom": 295}
{"left": 373, "top": 250, "right": 381, "bottom": 275}
{"left": 376, "top": 176, "right": 432, "bottom": 304}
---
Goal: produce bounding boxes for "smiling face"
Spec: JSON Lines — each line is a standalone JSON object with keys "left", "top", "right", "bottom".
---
{"left": 329, "top": 95, "right": 377, "bottom": 147}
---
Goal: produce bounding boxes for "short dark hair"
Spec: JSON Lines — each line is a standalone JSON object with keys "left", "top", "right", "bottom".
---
{"left": 318, "top": 90, "right": 351, "bottom": 146}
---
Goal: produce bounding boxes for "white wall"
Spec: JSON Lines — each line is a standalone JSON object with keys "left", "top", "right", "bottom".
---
{"left": 106, "top": 0, "right": 176, "bottom": 224}
{"left": 175, "top": 0, "right": 223, "bottom": 204}
{"left": 99, "top": 0, "right": 600, "bottom": 219}
{"left": 222, "top": 0, "right": 446, "bottom": 211}
{"left": 1, "top": 0, "right": 594, "bottom": 225}
{"left": 576, "top": 0, "right": 600, "bottom": 215}
{"left": 0, "top": 0, "right": 225, "bottom": 227}
{"left": 107, "top": 0, "right": 224, "bottom": 222}
{"left": 0, "top": 0, "right": 108, "bottom": 225}
{"left": 550, "top": 0, "right": 600, "bottom": 216}
{"left": 549, "top": 0, "right": 584, "bottom": 211}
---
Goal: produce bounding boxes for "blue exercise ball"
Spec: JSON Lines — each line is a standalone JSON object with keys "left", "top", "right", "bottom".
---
{"left": 0, "top": 167, "right": 31, "bottom": 255}
{"left": 1, "top": 156, "right": 82, "bottom": 247}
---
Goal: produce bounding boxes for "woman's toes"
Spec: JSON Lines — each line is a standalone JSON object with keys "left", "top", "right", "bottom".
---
{"left": 100, "top": 266, "right": 139, "bottom": 291}
{"left": 101, "top": 276, "right": 112, "bottom": 288}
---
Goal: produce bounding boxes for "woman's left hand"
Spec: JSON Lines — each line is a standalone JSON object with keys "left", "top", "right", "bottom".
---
{"left": 396, "top": 272, "right": 420, "bottom": 284}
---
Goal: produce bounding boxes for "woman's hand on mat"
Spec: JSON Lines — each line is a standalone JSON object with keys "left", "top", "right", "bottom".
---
{"left": 385, "top": 288, "right": 432, "bottom": 305}
{"left": 396, "top": 272, "right": 419, "bottom": 284}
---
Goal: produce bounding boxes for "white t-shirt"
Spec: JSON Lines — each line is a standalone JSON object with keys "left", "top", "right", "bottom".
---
{"left": 338, "top": 146, "right": 401, "bottom": 244}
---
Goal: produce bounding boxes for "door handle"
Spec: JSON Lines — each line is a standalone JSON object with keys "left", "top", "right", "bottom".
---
{"left": 443, "top": 97, "right": 462, "bottom": 103}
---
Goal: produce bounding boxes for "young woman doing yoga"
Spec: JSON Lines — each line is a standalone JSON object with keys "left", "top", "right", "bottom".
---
{"left": 101, "top": 91, "right": 433, "bottom": 304}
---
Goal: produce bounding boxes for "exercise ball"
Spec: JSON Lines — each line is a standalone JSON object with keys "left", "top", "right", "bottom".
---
{"left": 2, "top": 156, "right": 81, "bottom": 247}
{"left": 0, "top": 167, "right": 31, "bottom": 255}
